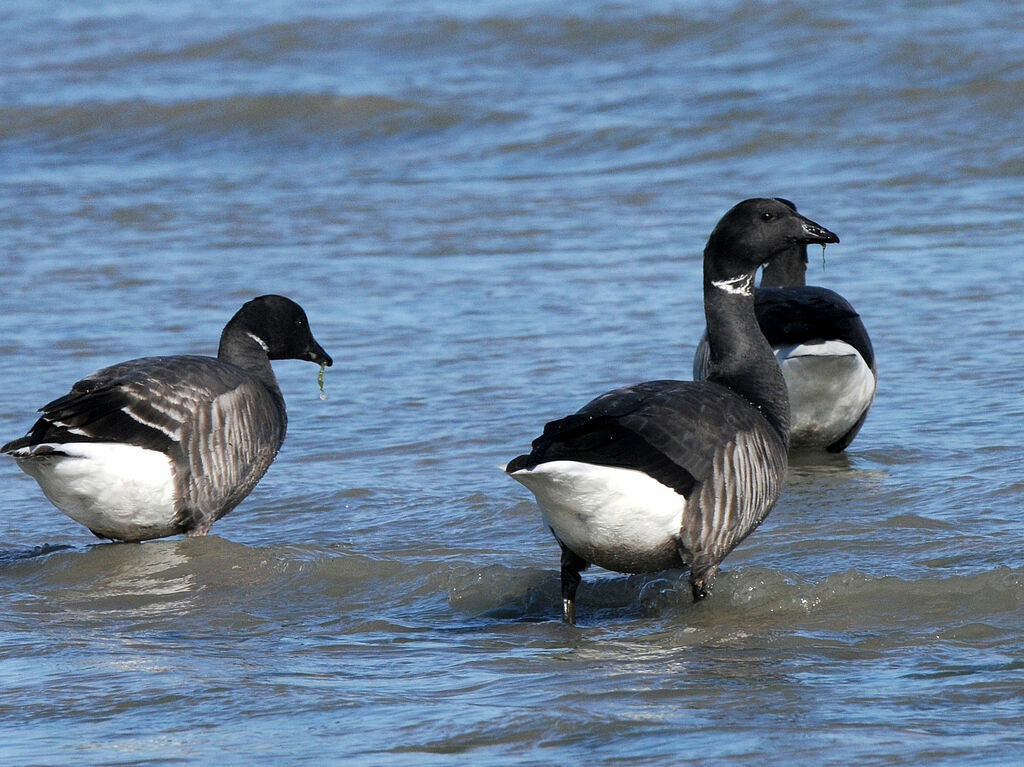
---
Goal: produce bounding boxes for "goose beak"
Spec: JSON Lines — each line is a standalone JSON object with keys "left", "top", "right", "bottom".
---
{"left": 797, "top": 216, "right": 840, "bottom": 245}
{"left": 306, "top": 343, "right": 333, "bottom": 367}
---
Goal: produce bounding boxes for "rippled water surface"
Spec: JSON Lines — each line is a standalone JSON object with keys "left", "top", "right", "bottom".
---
{"left": 1, "top": 1, "right": 1023, "bottom": 764}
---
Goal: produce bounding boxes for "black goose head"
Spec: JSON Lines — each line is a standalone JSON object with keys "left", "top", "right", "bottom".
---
{"left": 705, "top": 197, "right": 839, "bottom": 282}
{"left": 229, "top": 295, "right": 333, "bottom": 367}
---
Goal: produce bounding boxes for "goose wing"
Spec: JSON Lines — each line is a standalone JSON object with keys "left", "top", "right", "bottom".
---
{"left": 509, "top": 380, "right": 776, "bottom": 497}
{"left": 755, "top": 286, "right": 875, "bottom": 370}
{"left": 4, "top": 356, "right": 246, "bottom": 453}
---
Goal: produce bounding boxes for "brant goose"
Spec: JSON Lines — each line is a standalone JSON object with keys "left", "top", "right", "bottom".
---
{"left": 2, "top": 295, "right": 332, "bottom": 542}
{"left": 506, "top": 199, "right": 839, "bottom": 623}
{"left": 693, "top": 201, "right": 874, "bottom": 452}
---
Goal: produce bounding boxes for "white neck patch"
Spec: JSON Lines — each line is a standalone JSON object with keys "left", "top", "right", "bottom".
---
{"left": 712, "top": 273, "right": 753, "bottom": 296}
{"left": 246, "top": 332, "right": 270, "bottom": 352}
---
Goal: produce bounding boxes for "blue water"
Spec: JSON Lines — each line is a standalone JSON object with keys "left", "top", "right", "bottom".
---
{"left": 1, "top": 1, "right": 1023, "bottom": 764}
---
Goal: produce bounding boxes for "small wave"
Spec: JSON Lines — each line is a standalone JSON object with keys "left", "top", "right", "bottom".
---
{"left": 0, "top": 543, "right": 74, "bottom": 568}
{"left": 0, "top": 92, "right": 506, "bottom": 156}
{"left": 84, "top": 14, "right": 721, "bottom": 70}
{"left": 445, "top": 561, "right": 1024, "bottom": 633}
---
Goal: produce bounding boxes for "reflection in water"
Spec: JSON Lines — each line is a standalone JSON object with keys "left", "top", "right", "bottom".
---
{"left": 35, "top": 539, "right": 201, "bottom": 623}
{"left": 786, "top": 449, "right": 853, "bottom": 475}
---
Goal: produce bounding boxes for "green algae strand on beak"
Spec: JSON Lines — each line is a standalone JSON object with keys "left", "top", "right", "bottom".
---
{"left": 317, "top": 362, "right": 327, "bottom": 400}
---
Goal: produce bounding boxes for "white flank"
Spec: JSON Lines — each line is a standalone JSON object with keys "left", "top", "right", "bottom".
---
{"left": 774, "top": 341, "right": 876, "bottom": 445}
{"left": 12, "top": 443, "right": 177, "bottom": 540}
{"left": 711, "top": 273, "right": 753, "bottom": 296}
{"left": 509, "top": 461, "right": 685, "bottom": 572}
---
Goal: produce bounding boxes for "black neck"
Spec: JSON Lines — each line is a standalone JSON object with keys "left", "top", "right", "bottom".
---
{"left": 217, "top": 323, "right": 280, "bottom": 393}
{"left": 760, "top": 245, "right": 808, "bottom": 287}
{"left": 702, "top": 265, "right": 790, "bottom": 443}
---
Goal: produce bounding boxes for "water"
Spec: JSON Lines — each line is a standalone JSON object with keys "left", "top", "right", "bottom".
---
{"left": 1, "top": 1, "right": 1023, "bottom": 763}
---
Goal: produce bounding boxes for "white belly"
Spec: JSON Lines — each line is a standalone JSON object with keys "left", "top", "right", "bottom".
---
{"left": 508, "top": 460, "right": 686, "bottom": 573}
{"left": 13, "top": 442, "right": 178, "bottom": 541}
{"left": 775, "top": 340, "right": 876, "bottom": 447}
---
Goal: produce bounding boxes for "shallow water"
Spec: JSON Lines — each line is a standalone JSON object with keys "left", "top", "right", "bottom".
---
{"left": 1, "top": 1, "right": 1023, "bottom": 764}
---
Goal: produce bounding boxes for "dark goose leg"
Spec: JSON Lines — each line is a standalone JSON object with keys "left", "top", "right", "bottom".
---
{"left": 559, "top": 543, "right": 588, "bottom": 625}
